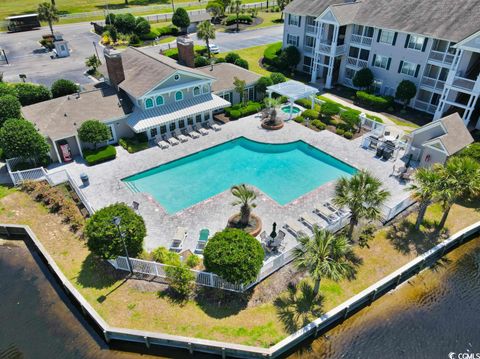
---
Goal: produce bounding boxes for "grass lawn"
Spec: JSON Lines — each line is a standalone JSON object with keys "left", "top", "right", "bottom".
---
{"left": 1, "top": 189, "right": 478, "bottom": 347}
{"left": 387, "top": 116, "right": 421, "bottom": 129}
{"left": 218, "top": 44, "right": 274, "bottom": 77}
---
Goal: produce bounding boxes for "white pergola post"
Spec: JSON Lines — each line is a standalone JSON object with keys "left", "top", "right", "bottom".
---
{"left": 75, "top": 135, "right": 84, "bottom": 158}
{"left": 52, "top": 138, "right": 62, "bottom": 164}
{"left": 289, "top": 97, "right": 293, "bottom": 121}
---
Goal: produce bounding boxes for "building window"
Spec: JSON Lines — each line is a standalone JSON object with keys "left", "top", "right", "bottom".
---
{"left": 345, "top": 68, "right": 356, "bottom": 80}
{"left": 107, "top": 124, "right": 114, "bottom": 142}
{"left": 222, "top": 92, "right": 231, "bottom": 102}
{"left": 353, "top": 25, "right": 373, "bottom": 37}
{"left": 400, "top": 61, "right": 418, "bottom": 76}
{"left": 303, "top": 56, "right": 312, "bottom": 73}
{"left": 195, "top": 114, "right": 202, "bottom": 123}
{"left": 373, "top": 54, "right": 391, "bottom": 70}
{"left": 304, "top": 35, "right": 315, "bottom": 48}
{"left": 203, "top": 84, "right": 210, "bottom": 93}
{"left": 179, "top": 119, "right": 185, "bottom": 128}
{"left": 175, "top": 90, "right": 183, "bottom": 101}
{"left": 349, "top": 46, "right": 369, "bottom": 61}
{"left": 145, "top": 98, "right": 154, "bottom": 109}
{"left": 169, "top": 122, "right": 176, "bottom": 132}
{"left": 287, "top": 34, "right": 299, "bottom": 47}
{"left": 174, "top": 74, "right": 180, "bottom": 81}
{"left": 288, "top": 14, "right": 300, "bottom": 27}
{"left": 160, "top": 125, "right": 167, "bottom": 134}
{"left": 187, "top": 117, "right": 194, "bottom": 125}
{"left": 204, "top": 112, "right": 210, "bottom": 121}
{"left": 407, "top": 35, "right": 425, "bottom": 51}
{"left": 193, "top": 86, "right": 200, "bottom": 96}
{"left": 155, "top": 96, "right": 164, "bottom": 106}
{"left": 247, "top": 87, "right": 255, "bottom": 101}
{"left": 150, "top": 127, "right": 158, "bottom": 138}
{"left": 379, "top": 30, "right": 395, "bottom": 44}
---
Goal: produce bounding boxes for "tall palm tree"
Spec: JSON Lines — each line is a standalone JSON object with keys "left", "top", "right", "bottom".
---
{"left": 436, "top": 156, "right": 480, "bottom": 229}
{"left": 196, "top": 21, "right": 216, "bottom": 59}
{"left": 293, "top": 227, "right": 356, "bottom": 297}
{"left": 232, "top": 0, "right": 242, "bottom": 32}
{"left": 38, "top": 2, "right": 59, "bottom": 37}
{"left": 231, "top": 184, "right": 257, "bottom": 226}
{"left": 333, "top": 170, "right": 390, "bottom": 240}
{"left": 408, "top": 166, "right": 442, "bottom": 230}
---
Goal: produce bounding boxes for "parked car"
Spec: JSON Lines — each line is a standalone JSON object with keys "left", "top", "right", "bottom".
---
{"left": 208, "top": 44, "right": 220, "bottom": 54}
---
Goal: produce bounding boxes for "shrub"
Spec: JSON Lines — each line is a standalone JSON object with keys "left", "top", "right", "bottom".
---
{"left": 186, "top": 254, "right": 200, "bottom": 268}
{"left": 213, "top": 56, "right": 226, "bottom": 63}
{"left": 155, "top": 25, "right": 179, "bottom": 37}
{"left": 119, "top": 136, "right": 149, "bottom": 153}
{"left": 60, "top": 201, "right": 84, "bottom": 231}
{"left": 225, "top": 52, "right": 241, "bottom": 64}
{"left": 263, "top": 42, "right": 282, "bottom": 67}
{"left": 13, "top": 83, "right": 51, "bottom": 106}
{"left": 134, "top": 17, "right": 150, "bottom": 35}
{"left": 255, "top": 76, "right": 273, "bottom": 97}
{"left": 194, "top": 55, "right": 209, "bottom": 67}
{"left": 311, "top": 119, "right": 326, "bottom": 130}
{"left": 343, "top": 131, "right": 353, "bottom": 139}
{"left": 0, "top": 83, "right": 18, "bottom": 98}
{"left": 229, "top": 109, "right": 242, "bottom": 119}
{"left": 301, "top": 109, "right": 319, "bottom": 120}
{"left": 320, "top": 102, "right": 340, "bottom": 119}
{"left": 294, "top": 115, "right": 304, "bottom": 123}
{"left": 234, "top": 58, "right": 249, "bottom": 69}
{"left": 114, "top": 13, "right": 136, "bottom": 34}
{"left": 51, "top": 79, "right": 79, "bottom": 98}
{"left": 457, "top": 142, "right": 480, "bottom": 162}
{"left": 203, "top": 228, "right": 264, "bottom": 285}
{"left": 395, "top": 80, "right": 417, "bottom": 106}
{"left": 0, "top": 119, "right": 50, "bottom": 161}
{"left": 356, "top": 91, "right": 393, "bottom": 110}
{"left": 152, "top": 246, "right": 181, "bottom": 266}
{"left": 172, "top": 8, "right": 191, "bottom": 30}
{"left": 78, "top": 120, "right": 111, "bottom": 149}
{"left": 278, "top": 46, "right": 301, "bottom": 71}
{"left": 84, "top": 145, "right": 116, "bottom": 166}
{"left": 352, "top": 68, "right": 374, "bottom": 89}
{"left": 0, "top": 95, "right": 21, "bottom": 125}
{"left": 225, "top": 14, "right": 253, "bottom": 25}
{"left": 163, "top": 45, "right": 206, "bottom": 60}
{"left": 340, "top": 110, "right": 360, "bottom": 131}
{"left": 165, "top": 265, "right": 195, "bottom": 298}
{"left": 129, "top": 33, "right": 141, "bottom": 46}
{"left": 85, "top": 203, "right": 146, "bottom": 259}
{"left": 270, "top": 72, "right": 286, "bottom": 84}
{"left": 336, "top": 128, "right": 345, "bottom": 136}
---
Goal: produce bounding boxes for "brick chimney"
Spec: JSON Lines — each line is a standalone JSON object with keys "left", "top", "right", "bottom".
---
{"left": 176, "top": 36, "right": 195, "bottom": 68}
{"left": 104, "top": 47, "right": 125, "bottom": 89}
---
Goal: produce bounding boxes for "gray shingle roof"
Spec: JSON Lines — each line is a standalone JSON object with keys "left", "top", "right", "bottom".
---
{"left": 196, "top": 63, "right": 261, "bottom": 93}
{"left": 285, "top": 0, "right": 480, "bottom": 42}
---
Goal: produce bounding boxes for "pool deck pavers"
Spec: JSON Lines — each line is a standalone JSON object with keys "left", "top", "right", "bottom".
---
{"left": 49, "top": 115, "right": 411, "bottom": 256}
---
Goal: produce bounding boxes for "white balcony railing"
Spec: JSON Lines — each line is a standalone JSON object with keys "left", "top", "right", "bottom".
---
{"left": 350, "top": 34, "right": 373, "bottom": 47}
{"left": 414, "top": 99, "right": 438, "bottom": 114}
{"left": 452, "top": 76, "right": 476, "bottom": 91}
{"left": 306, "top": 24, "right": 317, "bottom": 34}
{"left": 316, "top": 42, "right": 346, "bottom": 55}
{"left": 346, "top": 57, "right": 368, "bottom": 69}
{"left": 428, "top": 50, "right": 455, "bottom": 65}
{"left": 420, "top": 76, "right": 446, "bottom": 91}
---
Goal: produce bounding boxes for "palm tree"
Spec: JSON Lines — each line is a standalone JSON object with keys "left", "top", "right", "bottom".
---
{"left": 233, "top": 77, "right": 247, "bottom": 106}
{"left": 38, "top": 2, "right": 59, "bottom": 37}
{"left": 408, "top": 166, "right": 442, "bottom": 230}
{"left": 333, "top": 170, "right": 390, "bottom": 240}
{"left": 232, "top": 0, "right": 242, "bottom": 32}
{"left": 293, "top": 227, "right": 356, "bottom": 297}
{"left": 231, "top": 184, "right": 257, "bottom": 226}
{"left": 196, "top": 21, "right": 216, "bottom": 59}
{"left": 436, "top": 156, "right": 480, "bottom": 229}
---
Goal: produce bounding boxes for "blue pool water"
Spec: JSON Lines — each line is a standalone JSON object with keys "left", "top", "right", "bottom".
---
{"left": 123, "top": 137, "right": 357, "bottom": 214}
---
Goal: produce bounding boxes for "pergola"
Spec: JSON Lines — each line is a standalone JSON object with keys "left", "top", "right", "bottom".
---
{"left": 266, "top": 80, "right": 318, "bottom": 120}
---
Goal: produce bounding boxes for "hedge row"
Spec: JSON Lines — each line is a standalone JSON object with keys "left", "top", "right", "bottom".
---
{"left": 225, "top": 101, "right": 263, "bottom": 119}
{"left": 263, "top": 42, "right": 282, "bottom": 67}
{"left": 84, "top": 145, "right": 117, "bottom": 166}
{"left": 225, "top": 14, "right": 253, "bottom": 26}
{"left": 119, "top": 134, "right": 149, "bottom": 153}
{"left": 163, "top": 45, "right": 207, "bottom": 60}
{"left": 356, "top": 91, "right": 393, "bottom": 110}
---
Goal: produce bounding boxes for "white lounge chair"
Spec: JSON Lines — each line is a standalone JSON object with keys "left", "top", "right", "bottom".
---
{"left": 170, "top": 227, "right": 187, "bottom": 252}
{"left": 186, "top": 126, "right": 200, "bottom": 139}
{"left": 283, "top": 220, "right": 306, "bottom": 238}
{"left": 194, "top": 124, "right": 209, "bottom": 136}
{"left": 164, "top": 134, "right": 179, "bottom": 146}
{"left": 174, "top": 130, "right": 189, "bottom": 143}
{"left": 156, "top": 137, "right": 169, "bottom": 149}
{"left": 206, "top": 119, "right": 221, "bottom": 132}
{"left": 194, "top": 228, "right": 209, "bottom": 255}
{"left": 299, "top": 212, "right": 324, "bottom": 230}
{"left": 314, "top": 204, "right": 339, "bottom": 223}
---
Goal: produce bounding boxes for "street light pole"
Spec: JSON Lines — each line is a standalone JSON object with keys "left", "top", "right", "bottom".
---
{"left": 113, "top": 216, "right": 133, "bottom": 274}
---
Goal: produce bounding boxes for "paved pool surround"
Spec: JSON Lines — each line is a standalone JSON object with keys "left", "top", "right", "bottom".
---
{"left": 49, "top": 115, "right": 411, "bottom": 252}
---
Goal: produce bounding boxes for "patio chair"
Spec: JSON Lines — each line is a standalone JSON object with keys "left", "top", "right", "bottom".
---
{"left": 325, "top": 199, "right": 348, "bottom": 216}
{"left": 174, "top": 130, "right": 189, "bottom": 143}
{"left": 156, "top": 137, "right": 169, "bottom": 149}
{"left": 193, "top": 124, "right": 209, "bottom": 136}
{"left": 206, "top": 119, "right": 222, "bottom": 132}
{"left": 400, "top": 167, "right": 415, "bottom": 181}
{"left": 382, "top": 148, "right": 394, "bottom": 161}
{"left": 187, "top": 126, "right": 200, "bottom": 139}
{"left": 299, "top": 212, "right": 323, "bottom": 230}
{"left": 164, "top": 134, "right": 179, "bottom": 146}
{"left": 314, "top": 204, "right": 339, "bottom": 223}
{"left": 375, "top": 146, "right": 385, "bottom": 158}
{"left": 194, "top": 228, "right": 209, "bottom": 254}
{"left": 283, "top": 220, "right": 306, "bottom": 238}
{"left": 170, "top": 227, "right": 187, "bottom": 252}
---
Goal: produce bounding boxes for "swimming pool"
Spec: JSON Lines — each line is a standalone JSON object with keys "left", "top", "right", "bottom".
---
{"left": 123, "top": 137, "right": 356, "bottom": 214}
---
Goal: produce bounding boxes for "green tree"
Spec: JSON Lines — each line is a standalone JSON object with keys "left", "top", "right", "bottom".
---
{"left": 294, "top": 227, "right": 356, "bottom": 297}
{"left": 85, "top": 203, "right": 146, "bottom": 259}
{"left": 114, "top": 13, "right": 136, "bottom": 34}
{"left": 0, "top": 119, "right": 50, "bottom": 164}
{"left": 196, "top": 21, "right": 216, "bottom": 59}
{"left": 172, "top": 8, "right": 190, "bottom": 33}
{"left": 255, "top": 76, "right": 273, "bottom": 99}
{"left": 333, "top": 170, "right": 390, "bottom": 240}
{"left": 225, "top": 52, "right": 240, "bottom": 64}
{"left": 270, "top": 72, "right": 286, "bottom": 84}
{"left": 233, "top": 77, "right": 247, "bottom": 106}
{"left": 0, "top": 95, "right": 21, "bottom": 125}
{"left": 408, "top": 167, "right": 441, "bottom": 230}
{"left": 231, "top": 183, "right": 256, "bottom": 226}
{"left": 277, "top": 0, "right": 291, "bottom": 20}
{"left": 206, "top": 1, "right": 224, "bottom": 20}
{"left": 37, "top": 2, "right": 59, "bottom": 37}
{"left": 134, "top": 17, "right": 151, "bottom": 35}
{"left": 395, "top": 80, "right": 417, "bottom": 108}
{"left": 85, "top": 55, "right": 101, "bottom": 73}
{"left": 352, "top": 68, "right": 374, "bottom": 90}
{"left": 165, "top": 265, "right": 195, "bottom": 299}
{"left": 0, "top": 83, "right": 18, "bottom": 98}
{"left": 232, "top": 0, "right": 243, "bottom": 32}
{"left": 50, "top": 79, "right": 79, "bottom": 98}
{"left": 204, "top": 228, "right": 263, "bottom": 284}
{"left": 151, "top": 246, "right": 181, "bottom": 266}
{"left": 279, "top": 46, "right": 301, "bottom": 72}
{"left": 234, "top": 58, "right": 249, "bottom": 69}
{"left": 436, "top": 157, "right": 480, "bottom": 229}
{"left": 14, "top": 83, "right": 51, "bottom": 106}
{"left": 78, "top": 120, "right": 111, "bottom": 150}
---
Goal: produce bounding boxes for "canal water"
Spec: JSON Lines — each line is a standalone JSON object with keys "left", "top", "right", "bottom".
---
{"left": 1, "top": 237, "right": 479, "bottom": 359}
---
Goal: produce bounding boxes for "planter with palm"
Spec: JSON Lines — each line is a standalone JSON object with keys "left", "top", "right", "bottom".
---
{"left": 293, "top": 227, "right": 358, "bottom": 297}
{"left": 196, "top": 21, "right": 216, "bottom": 59}
{"left": 229, "top": 184, "right": 262, "bottom": 235}
{"left": 261, "top": 97, "right": 284, "bottom": 130}
{"left": 333, "top": 170, "right": 390, "bottom": 241}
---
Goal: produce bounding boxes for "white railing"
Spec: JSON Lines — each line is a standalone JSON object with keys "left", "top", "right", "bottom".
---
{"left": 380, "top": 197, "right": 415, "bottom": 222}
{"left": 452, "top": 76, "right": 476, "bottom": 91}
{"left": 414, "top": 99, "right": 438, "bottom": 114}
{"left": 336, "top": 44, "right": 346, "bottom": 55}
{"left": 304, "top": 46, "right": 314, "bottom": 55}
{"left": 306, "top": 24, "right": 317, "bottom": 34}
{"left": 360, "top": 114, "right": 386, "bottom": 133}
{"left": 318, "top": 42, "right": 331, "bottom": 54}
{"left": 346, "top": 57, "right": 368, "bottom": 69}
{"left": 350, "top": 34, "right": 373, "bottom": 47}
{"left": 428, "top": 50, "right": 454, "bottom": 65}
{"left": 420, "top": 76, "right": 446, "bottom": 91}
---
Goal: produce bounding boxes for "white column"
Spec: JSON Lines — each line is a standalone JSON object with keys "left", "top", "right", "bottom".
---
{"left": 311, "top": 22, "right": 325, "bottom": 83}
{"left": 325, "top": 24, "right": 339, "bottom": 89}
{"left": 75, "top": 135, "right": 84, "bottom": 158}
{"left": 52, "top": 139, "right": 62, "bottom": 164}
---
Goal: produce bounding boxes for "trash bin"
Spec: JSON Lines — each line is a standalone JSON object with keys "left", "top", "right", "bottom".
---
{"left": 80, "top": 173, "right": 89, "bottom": 186}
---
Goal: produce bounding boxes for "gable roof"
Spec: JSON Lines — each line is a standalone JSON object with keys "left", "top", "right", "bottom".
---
{"left": 285, "top": 0, "right": 480, "bottom": 42}
{"left": 411, "top": 113, "right": 474, "bottom": 156}
{"left": 22, "top": 82, "right": 132, "bottom": 140}
{"left": 114, "top": 47, "right": 215, "bottom": 99}
{"left": 196, "top": 63, "right": 261, "bottom": 92}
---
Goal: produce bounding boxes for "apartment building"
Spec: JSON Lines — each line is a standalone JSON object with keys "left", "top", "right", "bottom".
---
{"left": 283, "top": 0, "right": 480, "bottom": 128}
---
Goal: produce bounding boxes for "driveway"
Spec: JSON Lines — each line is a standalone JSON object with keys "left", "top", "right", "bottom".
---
{"left": 0, "top": 23, "right": 283, "bottom": 86}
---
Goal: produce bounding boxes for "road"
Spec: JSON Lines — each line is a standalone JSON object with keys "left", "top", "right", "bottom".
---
{"left": 0, "top": 23, "right": 283, "bottom": 87}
